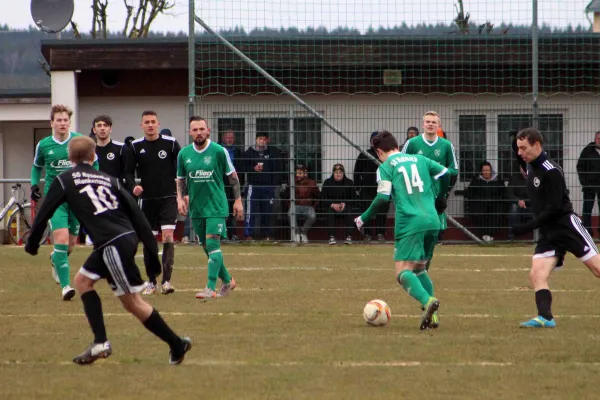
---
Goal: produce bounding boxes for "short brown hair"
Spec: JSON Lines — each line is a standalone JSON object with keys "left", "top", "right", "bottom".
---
{"left": 93, "top": 115, "right": 113, "bottom": 127}
{"left": 68, "top": 136, "right": 96, "bottom": 164}
{"left": 189, "top": 116, "right": 208, "bottom": 126}
{"left": 372, "top": 130, "right": 398, "bottom": 152}
{"left": 141, "top": 110, "right": 158, "bottom": 119}
{"left": 50, "top": 104, "right": 73, "bottom": 121}
{"left": 516, "top": 128, "right": 544, "bottom": 146}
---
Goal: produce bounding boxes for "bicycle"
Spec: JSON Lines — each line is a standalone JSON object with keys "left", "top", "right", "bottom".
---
{"left": 0, "top": 183, "right": 50, "bottom": 245}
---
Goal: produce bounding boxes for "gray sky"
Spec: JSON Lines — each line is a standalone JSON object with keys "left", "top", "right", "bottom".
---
{"left": 0, "top": 0, "right": 593, "bottom": 34}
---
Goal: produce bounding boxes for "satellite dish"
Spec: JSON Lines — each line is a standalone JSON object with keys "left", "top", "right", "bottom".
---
{"left": 30, "top": 0, "right": 74, "bottom": 33}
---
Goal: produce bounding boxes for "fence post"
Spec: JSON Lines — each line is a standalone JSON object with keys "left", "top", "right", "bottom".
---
{"left": 288, "top": 110, "right": 296, "bottom": 242}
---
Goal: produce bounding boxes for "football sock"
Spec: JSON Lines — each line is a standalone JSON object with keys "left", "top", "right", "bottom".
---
{"left": 397, "top": 270, "right": 430, "bottom": 307}
{"left": 205, "top": 238, "right": 222, "bottom": 290}
{"left": 52, "top": 244, "right": 70, "bottom": 288}
{"left": 415, "top": 268, "right": 434, "bottom": 296}
{"left": 425, "top": 259, "right": 432, "bottom": 271}
{"left": 143, "top": 246, "right": 158, "bottom": 285}
{"left": 81, "top": 291, "right": 107, "bottom": 343}
{"left": 142, "top": 309, "right": 182, "bottom": 349}
{"left": 219, "top": 261, "right": 232, "bottom": 284}
{"left": 161, "top": 242, "right": 174, "bottom": 283}
{"left": 535, "top": 289, "right": 553, "bottom": 320}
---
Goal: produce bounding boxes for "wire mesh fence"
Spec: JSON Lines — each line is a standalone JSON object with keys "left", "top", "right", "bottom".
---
{"left": 185, "top": 0, "right": 600, "bottom": 243}
{"left": 182, "top": 101, "right": 600, "bottom": 243}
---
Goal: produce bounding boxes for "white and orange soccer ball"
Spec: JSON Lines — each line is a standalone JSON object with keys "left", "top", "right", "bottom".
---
{"left": 363, "top": 299, "right": 391, "bottom": 326}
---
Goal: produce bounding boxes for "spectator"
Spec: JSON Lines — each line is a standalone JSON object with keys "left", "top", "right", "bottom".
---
{"left": 507, "top": 166, "right": 532, "bottom": 240}
{"left": 286, "top": 165, "right": 319, "bottom": 243}
{"left": 241, "top": 132, "right": 281, "bottom": 240}
{"left": 464, "top": 161, "right": 506, "bottom": 242}
{"left": 219, "top": 129, "right": 244, "bottom": 241}
{"left": 321, "top": 163, "right": 355, "bottom": 245}
{"left": 353, "top": 131, "right": 387, "bottom": 241}
{"left": 160, "top": 128, "right": 172, "bottom": 137}
{"left": 576, "top": 131, "right": 600, "bottom": 236}
{"left": 406, "top": 126, "right": 419, "bottom": 143}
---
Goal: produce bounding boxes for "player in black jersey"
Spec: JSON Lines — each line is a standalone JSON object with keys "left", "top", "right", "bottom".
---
{"left": 79, "top": 115, "right": 136, "bottom": 245}
{"left": 512, "top": 128, "right": 600, "bottom": 328}
{"left": 130, "top": 110, "right": 181, "bottom": 295}
{"left": 24, "top": 136, "right": 191, "bottom": 365}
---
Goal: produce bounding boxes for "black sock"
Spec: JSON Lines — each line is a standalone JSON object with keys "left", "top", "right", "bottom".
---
{"left": 535, "top": 289, "right": 553, "bottom": 320}
{"left": 142, "top": 309, "right": 182, "bottom": 349}
{"left": 162, "top": 242, "right": 175, "bottom": 283}
{"left": 81, "top": 291, "right": 108, "bottom": 343}
{"left": 143, "top": 246, "right": 157, "bottom": 285}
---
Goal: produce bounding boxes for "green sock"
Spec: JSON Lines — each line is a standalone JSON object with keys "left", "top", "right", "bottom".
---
{"left": 415, "top": 269, "right": 434, "bottom": 296}
{"left": 397, "top": 270, "right": 430, "bottom": 307}
{"left": 205, "top": 238, "right": 222, "bottom": 291}
{"left": 218, "top": 261, "right": 232, "bottom": 284}
{"left": 52, "top": 244, "right": 70, "bottom": 288}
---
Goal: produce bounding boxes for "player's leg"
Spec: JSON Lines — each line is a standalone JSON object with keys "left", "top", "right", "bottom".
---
{"left": 140, "top": 199, "right": 160, "bottom": 293}
{"left": 158, "top": 198, "right": 178, "bottom": 293}
{"left": 102, "top": 239, "right": 191, "bottom": 364}
{"left": 49, "top": 204, "right": 75, "bottom": 300}
{"left": 416, "top": 230, "right": 438, "bottom": 296}
{"left": 394, "top": 232, "right": 439, "bottom": 330}
{"left": 520, "top": 255, "right": 558, "bottom": 328}
{"left": 204, "top": 218, "right": 236, "bottom": 297}
{"left": 72, "top": 251, "right": 111, "bottom": 365}
{"left": 194, "top": 219, "right": 217, "bottom": 299}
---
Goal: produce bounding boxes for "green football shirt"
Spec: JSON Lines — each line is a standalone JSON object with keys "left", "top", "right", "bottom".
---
{"left": 377, "top": 152, "right": 451, "bottom": 239}
{"left": 33, "top": 132, "right": 85, "bottom": 195}
{"left": 177, "top": 140, "right": 234, "bottom": 219}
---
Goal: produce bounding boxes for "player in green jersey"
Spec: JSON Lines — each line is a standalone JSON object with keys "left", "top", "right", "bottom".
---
{"left": 176, "top": 117, "right": 243, "bottom": 299}
{"left": 31, "top": 104, "right": 98, "bottom": 300}
{"left": 355, "top": 131, "right": 457, "bottom": 330}
{"left": 401, "top": 111, "right": 458, "bottom": 233}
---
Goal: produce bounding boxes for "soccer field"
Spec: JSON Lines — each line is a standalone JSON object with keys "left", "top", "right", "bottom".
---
{"left": 1, "top": 243, "right": 599, "bottom": 399}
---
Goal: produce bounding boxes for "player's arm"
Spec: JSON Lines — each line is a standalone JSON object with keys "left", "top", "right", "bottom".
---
{"left": 176, "top": 151, "right": 189, "bottom": 215}
{"left": 120, "top": 145, "right": 136, "bottom": 192}
{"left": 24, "top": 177, "right": 66, "bottom": 255}
{"left": 439, "top": 142, "right": 458, "bottom": 198}
{"left": 31, "top": 142, "right": 44, "bottom": 201}
{"left": 400, "top": 139, "right": 411, "bottom": 154}
{"left": 224, "top": 148, "right": 244, "bottom": 219}
{"left": 427, "top": 157, "right": 457, "bottom": 214}
{"left": 513, "top": 169, "right": 565, "bottom": 234}
{"left": 92, "top": 153, "right": 100, "bottom": 170}
{"left": 358, "top": 168, "right": 391, "bottom": 223}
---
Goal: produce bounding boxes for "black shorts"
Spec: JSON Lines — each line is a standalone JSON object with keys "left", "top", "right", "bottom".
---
{"left": 534, "top": 213, "right": 599, "bottom": 268}
{"left": 140, "top": 197, "right": 178, "bottom": 234}
{"left": 79, "top": 233, "right": 146, "bottom": 296}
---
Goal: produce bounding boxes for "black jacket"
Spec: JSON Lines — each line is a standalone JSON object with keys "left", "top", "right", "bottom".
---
{"left": 241, "top": 145, "right": 282, "bottom": 186}
{"left": 576, "top": 142, "right": 600, "bottom": 188}
{"left": 507, "top": 173, "right": 529, "bottom": 204}
{"left": 353, "top": 148, "right": 379, "bottom": 193}
{"left": 465, "top": 174, "right": 506, "bottom": 214}
{"left": 321, "top": 174, "right": 356, "bottom": 210}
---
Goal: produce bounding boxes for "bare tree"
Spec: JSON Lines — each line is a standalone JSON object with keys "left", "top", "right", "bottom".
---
{"left": 71, "top": 0, "right": 176, "bottom": 39}
{"left": 454, "top": 0, "right": 470, "bottom": 35}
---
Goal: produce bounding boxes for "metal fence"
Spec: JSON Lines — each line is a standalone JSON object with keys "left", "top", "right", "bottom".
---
{"left": 187, "top": 101, "right": 600, "bottom": 244}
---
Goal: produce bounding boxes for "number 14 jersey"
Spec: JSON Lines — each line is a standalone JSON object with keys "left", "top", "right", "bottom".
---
{"left": 376, "top": 152, "right": 451, "bottom": 239}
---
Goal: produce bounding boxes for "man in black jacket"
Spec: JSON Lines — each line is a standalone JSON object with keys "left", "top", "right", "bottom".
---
{"left": 241, "top": 132, "right": 282, "bottom": 240}
{"left": 219, "top": 129, "right": 244, "bottom": 240}
{"left": 322, "top": 163, "right": 355, "bottom": 245}
{"left": 353, "top": 131, "right": 386, "bottom": 241}
{"left": 512, "top": 128, "right": 600, "bottom": 329}
{"left": 576, "top": 131, "right": 600, "bottom": 236}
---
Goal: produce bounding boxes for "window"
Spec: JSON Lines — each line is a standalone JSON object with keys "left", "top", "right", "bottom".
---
{"left": 497, "top": 114, "right": 563, "bottom": 179}
{"left": 255, "top": 117, "right": 322, "bottom": 183}
{"left": 458, "top": 115, "right": 486, "bottom": 182}
{"left": 216, "top": 118, "right": 245, "bottom": 150}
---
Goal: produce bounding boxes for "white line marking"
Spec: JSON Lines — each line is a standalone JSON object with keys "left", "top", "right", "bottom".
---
{"left": 173, "top": 287, "right": 593, "bottom": 293}
{"left": 1, "top": 312, "right": 598, "bottom": 319}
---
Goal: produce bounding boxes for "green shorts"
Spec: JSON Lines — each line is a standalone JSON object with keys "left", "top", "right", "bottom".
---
{"left": 394, "top": 230, "right": 439, "bottom": 262}
{"left": 192, "top": 218, "right": 227, "bottom": 244}
{"left": 48, "top": 203, "right": 80, "bottom": 235}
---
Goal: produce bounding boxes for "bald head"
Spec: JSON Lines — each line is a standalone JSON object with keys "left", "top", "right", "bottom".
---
{"left": 69, "top": 136, "right": 96, "bottom": 165}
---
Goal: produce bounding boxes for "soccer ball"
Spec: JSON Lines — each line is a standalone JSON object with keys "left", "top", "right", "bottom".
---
{"left": 363, "top": 299, "right": 391, "bottom": 326}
